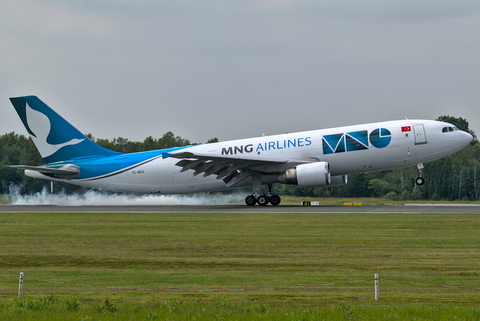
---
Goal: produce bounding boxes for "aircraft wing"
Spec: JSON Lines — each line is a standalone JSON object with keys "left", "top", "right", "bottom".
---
{"left": 166, "top": 151, "right": 318, "bottom": 188}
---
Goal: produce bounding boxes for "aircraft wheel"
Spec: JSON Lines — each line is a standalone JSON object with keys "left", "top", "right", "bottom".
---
{"left": 257, "top": 195, "right": 269, "bottom": 206}
{"left": 415, "top": 177, "right": 425, "bottom": 186}
{"left": 245, "top": 195, "right": 257, "bottom": 206}
{"left": 269, "top": 195, "right": 281, "bottom": 206}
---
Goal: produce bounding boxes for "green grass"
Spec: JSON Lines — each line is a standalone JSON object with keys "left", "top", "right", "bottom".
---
{"left": 2, "top": 294, "right": 480, "bottom": 320}
{"left": 0, "top": 212, "right": 480, "bottom": 320}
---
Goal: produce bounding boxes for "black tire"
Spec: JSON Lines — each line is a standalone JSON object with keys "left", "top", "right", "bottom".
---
{"left": 415, "top": 177, "right": 425, "bottom": 186}
{"left": 269, "top": 195, "right": 281, "bottom": 206}
{"left": 257, "top": 195, "right": 269, "bottom": 206}
{"left": 245, "top": 195, "right": 256, "bottom": 206}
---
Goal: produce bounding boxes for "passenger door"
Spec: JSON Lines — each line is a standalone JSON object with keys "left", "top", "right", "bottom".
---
{"left": 413, "top": 124, "right": 427, "bottom": 145}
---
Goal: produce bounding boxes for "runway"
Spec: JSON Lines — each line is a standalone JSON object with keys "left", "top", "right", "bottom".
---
{"left": 1, "top": 204, "right": 480, "bottom": 213}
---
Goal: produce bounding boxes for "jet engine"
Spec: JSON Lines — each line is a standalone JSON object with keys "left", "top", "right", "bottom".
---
{"left": 329, "top": 175, "right": 348, "bottom": 187}
{"left": 278, "top": 162, "right": 330, "bottom": 187}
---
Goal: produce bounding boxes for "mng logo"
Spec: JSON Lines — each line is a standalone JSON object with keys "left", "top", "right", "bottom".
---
{"left": 322, "top": 128, "right": 391, "bottom": 155}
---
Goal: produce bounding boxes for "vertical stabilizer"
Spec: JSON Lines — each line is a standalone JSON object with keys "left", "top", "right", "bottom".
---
{"left": 10, "top": 96, "right": 120, "bottom": 164}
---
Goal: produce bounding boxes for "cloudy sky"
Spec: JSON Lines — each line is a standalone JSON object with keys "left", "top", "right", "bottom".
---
{"left": 1, "top": 0, "right": 479, "bottom": 144}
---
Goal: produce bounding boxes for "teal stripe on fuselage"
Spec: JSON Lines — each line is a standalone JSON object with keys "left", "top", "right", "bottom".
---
{"left": 46, "top": 146, "right": 190, "bottom": 180}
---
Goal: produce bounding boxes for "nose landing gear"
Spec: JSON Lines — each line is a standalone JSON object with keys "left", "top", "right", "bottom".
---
{"left": 415, "top": 177, "right": 425, "bottom": 186}
{"left": 415, "top": 163, "right": 425, "bottom": 186}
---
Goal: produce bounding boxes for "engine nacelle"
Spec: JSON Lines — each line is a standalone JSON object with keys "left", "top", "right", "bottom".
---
{"left": 278, "top": 162, "right": 331, "bottom": 187}
{"left": 329, "top": 175, "right": 348, "bottom": 187}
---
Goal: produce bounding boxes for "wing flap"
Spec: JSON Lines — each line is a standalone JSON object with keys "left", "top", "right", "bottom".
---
{"left": 224, "top": 170, "right": 253, "bottom": 188}
{"left": 193, "top": 161, "right": 215, "bottom": 176}
{"left": 168, "top": 150, "right": 317, "bottom": 187}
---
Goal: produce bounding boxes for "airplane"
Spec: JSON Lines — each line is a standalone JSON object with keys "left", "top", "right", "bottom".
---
{"left": 9, "top": 95, "right": 473, "bottom": 206}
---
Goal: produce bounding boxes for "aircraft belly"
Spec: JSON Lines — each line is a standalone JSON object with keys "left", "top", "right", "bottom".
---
{"left": 161, "top": 163, "right": 227, "bottom": 194}
{"left": 66, "top": 159, "right": 227, "bottom": 194}
{"left": 172, "top": 170, "right": 191, "bottom": 193}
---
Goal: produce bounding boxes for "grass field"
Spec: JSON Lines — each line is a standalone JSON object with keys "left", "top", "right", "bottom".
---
{"left": 0, "top": 211, "right": 479, "bottom": 320}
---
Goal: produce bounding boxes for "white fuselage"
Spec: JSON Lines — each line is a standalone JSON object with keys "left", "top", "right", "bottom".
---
{"left": 26, "top": 119, "right": 472, "bottom": 194}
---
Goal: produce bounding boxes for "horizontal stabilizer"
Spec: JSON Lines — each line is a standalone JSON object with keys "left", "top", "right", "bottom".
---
{"left": 10, "top": 164, "right": 80, "bottom": 179}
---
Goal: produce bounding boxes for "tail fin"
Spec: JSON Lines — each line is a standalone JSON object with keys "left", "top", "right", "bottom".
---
{"left": 10, "top": 95, "right": 120, "bottom": 164}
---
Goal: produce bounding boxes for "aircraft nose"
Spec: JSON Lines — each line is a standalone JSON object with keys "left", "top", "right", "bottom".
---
{"left": 461, "top": 130, "right": 473, "bottom": 145}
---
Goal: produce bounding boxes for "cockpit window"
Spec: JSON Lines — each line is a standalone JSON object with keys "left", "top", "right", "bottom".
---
{"left": 442, "top": 126, "right": 456, "bottom": 133}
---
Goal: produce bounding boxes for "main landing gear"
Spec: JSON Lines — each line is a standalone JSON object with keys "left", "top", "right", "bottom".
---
{"left": 415, "top": 163, "right": 425, "bottom": 186}
{"left": 245, "top": 183, "right": 281, "bottom": 206}
{"left": 245, "top": 194, "right": 281, "bottom": 206}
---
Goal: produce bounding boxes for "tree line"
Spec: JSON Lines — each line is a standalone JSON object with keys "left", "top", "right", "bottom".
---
{"left": 1, "top": 116, "right": 478, "bottom": 200}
